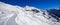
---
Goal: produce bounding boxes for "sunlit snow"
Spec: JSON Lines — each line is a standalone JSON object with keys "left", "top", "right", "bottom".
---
{"left": 0, "top": 2, "right": 60, "bottom": 25}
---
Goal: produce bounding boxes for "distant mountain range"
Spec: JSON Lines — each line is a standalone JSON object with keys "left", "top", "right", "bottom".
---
{"left": 47, "top": 8, "right": 60, "bottom": 21}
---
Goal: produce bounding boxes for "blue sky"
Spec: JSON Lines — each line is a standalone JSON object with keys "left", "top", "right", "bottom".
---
{"left": 0, "top": 0, "right": 60, "bottom": 9}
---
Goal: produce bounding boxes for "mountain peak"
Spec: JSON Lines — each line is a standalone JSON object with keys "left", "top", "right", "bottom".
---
{"left": 0, "top": 2, "right": 60, "bottom": 25}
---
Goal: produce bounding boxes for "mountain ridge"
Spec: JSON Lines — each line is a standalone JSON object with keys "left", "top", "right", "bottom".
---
{"left": 0, "top": 2, "right": 60, "bottom": 25}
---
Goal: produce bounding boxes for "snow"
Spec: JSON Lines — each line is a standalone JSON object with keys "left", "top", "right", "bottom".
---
{"left": 0, "top": 2, "right": 60, "bottom": 25}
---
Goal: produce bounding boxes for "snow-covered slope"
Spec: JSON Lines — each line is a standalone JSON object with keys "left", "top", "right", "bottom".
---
{"left": 0, "top": 2, "right": 60, "bottom": 25}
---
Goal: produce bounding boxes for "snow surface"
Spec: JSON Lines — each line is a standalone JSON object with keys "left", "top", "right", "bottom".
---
{"left": 0, "top": 2, "right": 60, "bottom": 25}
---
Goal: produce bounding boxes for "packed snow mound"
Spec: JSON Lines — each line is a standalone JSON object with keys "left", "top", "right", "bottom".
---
{"left": 0, "top": 2, "right": 60, "bottom": 25}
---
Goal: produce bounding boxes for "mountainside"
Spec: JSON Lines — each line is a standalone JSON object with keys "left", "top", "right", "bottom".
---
{"left": 47, "top": 8, "right": 60, "bottom": 18}
{"left": 0, "top": 2, "right": 60, "bottom": 25}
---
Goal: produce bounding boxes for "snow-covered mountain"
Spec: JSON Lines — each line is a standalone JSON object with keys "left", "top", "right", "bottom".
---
{"left": 0, "top": 2, "right": 60, "bottom": 25}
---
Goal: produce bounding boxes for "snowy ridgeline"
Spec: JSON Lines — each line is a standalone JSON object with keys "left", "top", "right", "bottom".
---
{"left": 0, "top": 2, "right": 60, "bottom": 25}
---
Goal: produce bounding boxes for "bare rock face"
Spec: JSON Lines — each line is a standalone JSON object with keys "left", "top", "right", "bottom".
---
{"left": 0, "top": 2, "right": 60, "bottom": 25}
